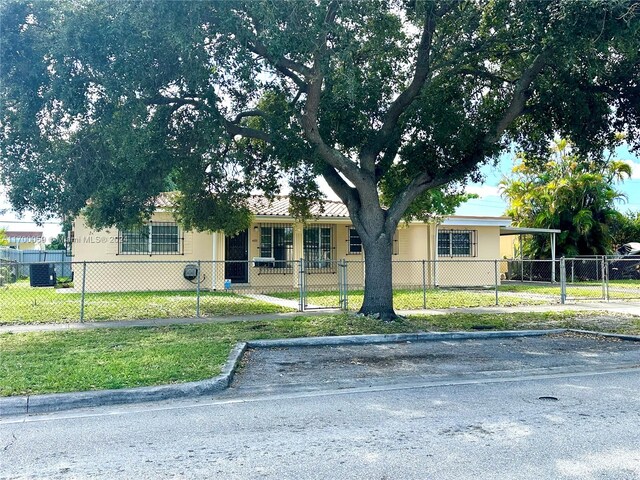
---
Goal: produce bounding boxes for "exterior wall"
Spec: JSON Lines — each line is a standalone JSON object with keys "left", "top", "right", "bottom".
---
{"left": 435, "top": 226, "right": 502, "bottom": 287}
{"left": 15, "top": 241, "right": 41, "bottom": 251}
{"left": 242, "top": 219, "right": 361, "bottom": 293}
{"left": 392, "top": 223, "right": 432, "bottom": 288}
{"left": 500, "top": 235, "right": 519, "bottom": 259}
{"left": 71, "top": 213, "right": 506, "bottom": 292}
{"left": 72, "top": 213, "right": 214, "bottom": 292}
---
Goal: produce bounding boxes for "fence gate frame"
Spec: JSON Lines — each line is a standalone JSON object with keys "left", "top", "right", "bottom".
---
{"left": 298, "top": 258, "right": 348, "bottom": 312}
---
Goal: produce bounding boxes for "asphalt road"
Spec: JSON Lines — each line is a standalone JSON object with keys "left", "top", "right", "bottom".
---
{"left": 1, "top": 334, "right": 640, "bottom": 479}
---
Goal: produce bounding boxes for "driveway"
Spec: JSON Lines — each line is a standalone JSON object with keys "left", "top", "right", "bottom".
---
{"left": 225, "top": 332, "right": 640, "bottom": 396}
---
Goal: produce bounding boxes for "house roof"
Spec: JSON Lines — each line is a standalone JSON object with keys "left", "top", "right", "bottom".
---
{"left": 247, "top": 196, "right": 350, "bottom": 218}
{"left": 6, "top": 231, "right": 43, "bottom": 239}
{"left": 155, "top": 193, "right": 350, "bottom": 218}
{"left": 155, "top": 193, "right": 511, "bottom": 225}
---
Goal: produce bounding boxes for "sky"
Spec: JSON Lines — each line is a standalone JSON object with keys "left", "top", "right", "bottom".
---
{"left": 1, "top": 145, "right": 639, "bottom": 240}
{"left": 454, "top": 144, "right": 640, "bottom": 218}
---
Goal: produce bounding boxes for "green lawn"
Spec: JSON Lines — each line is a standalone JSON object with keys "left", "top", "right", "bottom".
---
{"left": 273, "top": 288, "right": 547, "bottom": 309}
{"left": 1, "top": 310, "right": 637, "bottom": 397}
{"left": 0, "top": 281, "right": 291, "bottom": 325}
{"left": 499, "top": 282, "right": 640, "bottom": 299}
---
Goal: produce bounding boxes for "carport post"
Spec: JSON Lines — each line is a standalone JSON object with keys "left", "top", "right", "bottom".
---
{"left": 519, "top": 234, "right": 523, "bottom": 281}
{"left": 80, "top": 261, "right": 87, "bottom": 322}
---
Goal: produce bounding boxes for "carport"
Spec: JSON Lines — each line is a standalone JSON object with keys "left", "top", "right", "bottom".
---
{"left": 500, "top": 226, "right": 562, "bottom": 282}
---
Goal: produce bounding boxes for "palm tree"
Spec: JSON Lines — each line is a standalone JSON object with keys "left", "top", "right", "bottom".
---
{"left": 500, "top": 140, "right": 631, "bottom": 258}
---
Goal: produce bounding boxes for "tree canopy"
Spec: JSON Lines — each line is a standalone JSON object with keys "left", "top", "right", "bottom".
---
{"left": 501, "top": 139, "right": 632, "bottom": 257}
{"left": 45, "top": 233, "right": 66, "bottom": 251}
{"left": 1, "top": 0, "right": 639, "bottom": 317}
{"left": 610, "top": 210, "right": 640, "bottom": 249}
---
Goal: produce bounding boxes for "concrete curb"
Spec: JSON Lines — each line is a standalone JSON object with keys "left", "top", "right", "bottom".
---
{"left": 568, "top": 329, "right": 640, "bottom": 342}
{"left": 0, "top": 342, "right": 247, "bottom": 417}
{"left": 2, "top": 328, "right": 639, "bottom": 417}
{"left": 245, "top": 329, "right": 568, "bottom": 348}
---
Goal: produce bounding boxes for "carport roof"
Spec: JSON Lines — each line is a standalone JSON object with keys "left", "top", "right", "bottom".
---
{"left": 500, "top": 226, "right": 561, "bottom": 236}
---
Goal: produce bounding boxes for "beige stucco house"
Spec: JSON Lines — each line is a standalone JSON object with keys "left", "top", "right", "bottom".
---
{"left": 71, "top": 195, "right": 513, "bottom": 292}
{"left": 5, "top": 231, "right": 44, "bottom": 250}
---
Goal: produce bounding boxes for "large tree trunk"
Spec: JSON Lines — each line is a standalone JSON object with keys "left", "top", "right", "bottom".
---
{"left": 359, "top": 232, "right": 397, "bottom": 320}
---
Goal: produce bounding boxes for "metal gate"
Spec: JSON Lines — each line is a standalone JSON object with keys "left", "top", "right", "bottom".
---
{"left": 560, "top": 257, "right": 640, "bottom": 303}
{"left": 298, "top": 259, "right": 348, "bottom": 311}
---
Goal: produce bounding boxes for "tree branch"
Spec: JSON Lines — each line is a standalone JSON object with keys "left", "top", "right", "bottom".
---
{"left": 458, "top": 67, "right": 516, "bottom": 85}
{"left": 361, "top": 2, "right": 455, "bottom": 172}
{"left": 375, "top": 134, "right": 401, "bottom": 181}
{"left": 246, "top": 41, "right": 310, "bottom": 91}
{"left": 223, "top": 120, "right": 271, "bottom": 143}
{"left": 386, "top": 171, "right": 437, "bottom": 229}
{"left": 491, "top": 49, "right": 552, "bottom": 142}
{"left": 320, "top": 165, "right": 357, "bottom": 210}
{"left": 299, "top": 1, "right": 367, "bottom": 189}
{"left": 145, "top": 96, "right": 204, "bottom": 108}
{"left": 386, "top": 49, "right": 552, "bottom": 229}
{"left": 232, "top": 109, "right": 267, "bottom": 123}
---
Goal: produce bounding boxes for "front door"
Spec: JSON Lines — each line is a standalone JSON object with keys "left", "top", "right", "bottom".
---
{"left": 225, "top": 230, "right": 248, "bottom": 284}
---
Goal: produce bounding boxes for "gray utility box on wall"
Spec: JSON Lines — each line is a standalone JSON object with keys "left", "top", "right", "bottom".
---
{"left": 183, "top": 264, "right": 199, "bottom": 281}
{"left": 29, "top": 263, "right": 56, "bottom": 287}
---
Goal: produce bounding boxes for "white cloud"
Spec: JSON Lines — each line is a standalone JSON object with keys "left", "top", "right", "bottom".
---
{"left": 464, "top": 184, "right": 502, "bottom": 198}
{"left": 620, "top": 159, "right": 640, "bottom": 180}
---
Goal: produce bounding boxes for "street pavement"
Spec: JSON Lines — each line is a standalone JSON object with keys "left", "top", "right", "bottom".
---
{"left": 1, "top": 333, "right": 640, "bottom": 479}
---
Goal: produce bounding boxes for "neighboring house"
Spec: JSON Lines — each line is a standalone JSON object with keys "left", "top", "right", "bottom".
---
{"left": 71, "top": 195, "right": 514, "bottom": 292}
{"left": 5, "top": 231, "right": 44, "bottom": 250}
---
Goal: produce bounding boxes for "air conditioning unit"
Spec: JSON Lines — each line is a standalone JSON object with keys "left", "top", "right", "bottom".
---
{"left": 30, "top": 263, "right": 56, "bottom": 287}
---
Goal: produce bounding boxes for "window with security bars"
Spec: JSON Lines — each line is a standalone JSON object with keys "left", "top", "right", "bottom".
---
{"left": 119, "top": 222, "right": 181, "bottom": 255}
{"left": 257, "top": 224, "right": 294, "bottom": 271}
{"left": 304, "top": 225, "right": 334, "bottom": 270}
{"left": 348, "top": 228, "right": 362, "bottom": 254}
{"left": 438, "top": 229, "right": 476, "bottom": 257}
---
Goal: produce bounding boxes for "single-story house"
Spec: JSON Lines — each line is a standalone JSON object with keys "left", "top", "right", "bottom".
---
{"left": 71, "top": 195, "right": 516, "bottom": 292}
{"left": 5, "top": 231, "right": 44, "bottom": 250}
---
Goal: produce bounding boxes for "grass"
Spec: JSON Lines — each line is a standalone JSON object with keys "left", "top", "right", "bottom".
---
{"left": 0, "top": 281, "right": 291, "bottom": 325}
{"left": 273, "top": 288, "right": 547, "bottom": 310}
{"left": 2, "top": 310, "right": 638, "bottom": 397}
{"left": 500, "top": 282, "right": 640, "bottom": 299}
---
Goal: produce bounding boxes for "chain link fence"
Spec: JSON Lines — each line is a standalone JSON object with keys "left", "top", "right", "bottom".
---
{"left": 1, "top": 257, "right": 638, "bottom": 324}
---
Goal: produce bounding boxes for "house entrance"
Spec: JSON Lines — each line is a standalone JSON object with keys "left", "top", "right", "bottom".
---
{"left": 225, "top": 230, "right": 248, "bottom": 284}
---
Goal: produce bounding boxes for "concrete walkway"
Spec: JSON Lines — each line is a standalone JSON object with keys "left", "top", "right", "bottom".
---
{"left": 0, "top": 300, "right": 638, "bottom": 334}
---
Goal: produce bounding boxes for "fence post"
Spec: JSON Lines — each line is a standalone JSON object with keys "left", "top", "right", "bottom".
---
{"left": 298, "top": 259, "right": 305, "bottom": 312}
{"left": 422, "top": 260, "right": 427, "bottom": 310}
{"left": 603, "top": 256, "right": 609, "bottom": 302}
{"left": 196, "top": 260, "right": 201, "bottom": 318}
{"left": 338, "top": 260, "right": 343, "bottom": 310}
{"left": 494, "top": 260, "right": 499, "bottom": 306}
{"left": 339, "top": 259, "right": 348, "bottom": 311}
{"left": 80, "top": 261, "right": 87, "bottom": 322}
{"left": 560, "top": 257, "right": 566, "bottom": 304}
